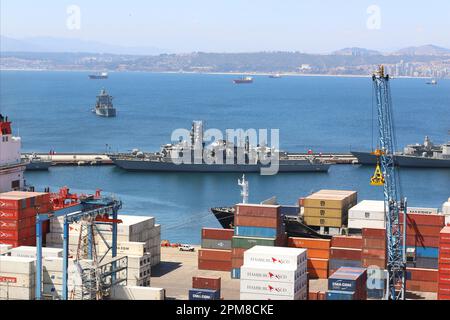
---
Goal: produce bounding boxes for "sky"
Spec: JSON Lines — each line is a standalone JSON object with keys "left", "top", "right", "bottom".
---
{"left": 1, "top": 0, "right": 449, "bottom": 53}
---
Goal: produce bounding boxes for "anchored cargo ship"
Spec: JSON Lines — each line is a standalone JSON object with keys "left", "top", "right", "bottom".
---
{"left": 92, "top": 89, "right": 116, "bottom": 117}
{"left": 88, "top": 72, "right": 108, "bottom": 79}
{"left": 233, "top": 76, "right": 253, "bottom": 84}
{"left": 351, "top": 136, "right": 450, "bottom": 168}
{"left": 110, "top": 121, "right": 330, "bottom": 172}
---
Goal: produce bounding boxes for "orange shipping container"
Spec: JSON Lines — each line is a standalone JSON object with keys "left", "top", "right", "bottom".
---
{"left": 407, "top": 268, "right": 438, "bottom": 282}
{"left": 331, "top": 236, "right": 363, "bottom": 249}
{"left": 307, "top": 258, "right": 329, "bottom": 270}
{"left": 198, "top": 259, "right": 232, "bottom": 272}
{"left": 235, "top": 216, "right": 279, "bottom": 228}
{"left": 235, "top": 204, "right": 280, "bottom": 218}
{"left": 198, "top": 249, "right": 232, "bottom": 262}
{"left": 306, "top": 248, "right": 330, "bottom": 259}
{"left": 307, "top": 268, "right": 328, "bottom": 279}
{"left": 406, "top": 280, "right": 438, "bottom": 293}
{"left": 362, "top": 257, "right": 386, "bottom": 268}
{"left": 288, "top": 237, "right": 331, "bottom": 250}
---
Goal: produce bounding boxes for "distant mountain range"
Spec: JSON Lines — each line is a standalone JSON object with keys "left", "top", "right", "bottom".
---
{"left": 1, "top": 35, "right": 450, "bottom": 57}
{"left": 0, "top": 35, "right": 168, "bottom": 55}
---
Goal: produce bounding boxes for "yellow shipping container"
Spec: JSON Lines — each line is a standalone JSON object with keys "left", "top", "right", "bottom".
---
{"left": 304, "top": 216, "right": 343, "bottom": 228}
{"left": 303, "top": 207, "right": 345, "bottom": 218}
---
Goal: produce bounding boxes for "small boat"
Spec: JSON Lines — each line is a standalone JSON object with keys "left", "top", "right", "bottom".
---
{"left": 426, "top": 79, "right": 437, "bottom": 85}
{"left": 269, "top": 73, "right": 282, "bottom": 78}
{"left": 233, "top": 76, "right": 253, "bottom": 84}
{"left": 89, "top": 72, "right": 108, "bottom": 79}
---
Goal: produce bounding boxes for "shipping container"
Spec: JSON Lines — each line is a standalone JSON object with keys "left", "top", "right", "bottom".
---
{"left": 198, "top": 259, "right": 232, "bottom": 272}
{"left": 330, "top": 247, "right": 362, "bottom": 261}
{"left": 329, "top": 259, "right": 362, "bottom": 270}
{"left": 303, "top": 216, "right": 343, "bottom": 228}
{"left": 201, "top": 239, "right": 232, "bottom": 250}
{"left": 287, "top": 237, "right": 331, "bottom": 250}
{"left": 307, "top": 258, "right": 329, "bottom": 270}
{"left": 326, "top": 290, "right": 355, "bottom": 300}
{"left": 400, "top": 212, "right": 445, "bottom": 227}
{"left": 406, "top": 268, "right": 438, "bottom": 282}
{"left": 198, "top": 249, "right": 232, "bottom": 262}
{"left": 235, "top": 216, "right": 280, "bottom": 229}
{"left": 235, "top": 204, "right": 280, "bottom": 218}
{"left": 406, "top": 280, "right": 438, "bottom": 293}
{"left": 201, "top": 228, "right": 234, "bottom": 241}
{"left": 240, "top": 265, "right": 306, "bottom": 283}
{"left": 303, "top": 207, "right": 345, "bottom": 219}
{"left": 240, "top": 279, "right": 305, "bottom": 297}
{"left": 234, "top": 226, "right": 277, "bottom": 238}
{"left": 363, "top": 238, "right": 386, "bottom": 249}
{"left": 243, "top": 246, "right": 307, "bottom": 268}
{"left": 407, "top": 246, "right": 439, "bottom": 259}
{"left": 367, "top": 288, "right": 384, "bottom": 299}
{"left": 231, "top": 268, "right": 241, "bottom": 279}
{"left": 415, "top": 257, "right": 439, "bottom": 269}
{"left": 362, "top": 228, "right": 386, "bottom": 238}
{"left": 362, "top": 257, "right": 386, "bottom": 269}
{"left": 192, "top": 276, "right": 221, "bottom": 290}
{"left": 188, "top": 288, "right": 220, "bottom": 300}
{"left": 331, "top": 236, "right": 363, "bottom": 249}
{"left": 231, "top": 236, "right": 276, "bottom": 249}
{"left": 406, "top": 236, "right": 440, "bottom": 248}
{"left": 348, "top": 219, "right": 385, "bottom": 230}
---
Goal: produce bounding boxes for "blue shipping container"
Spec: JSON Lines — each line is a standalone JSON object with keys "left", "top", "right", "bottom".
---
{"left": 234, "top": 226, "right": 277, "bottom": 238}
{"left": 280, "top": 206, "right": 299, "bottom": 216}
{"left": 407, "top": 246, "right": 439, "bottom": 258}
{"left": 189, "top": 289, "right": 220, "bottom": 300}
{"left": 329, "top": 267, "right": 366, "bottom": 292}
{"left": 231, "top": 268, "right": 241, "bottom": 279}
{"left": 415, "top": 257, "right": 439, "bottom": 269}
{"left": 326, "top": 290, "right": 355, "bottom": 300}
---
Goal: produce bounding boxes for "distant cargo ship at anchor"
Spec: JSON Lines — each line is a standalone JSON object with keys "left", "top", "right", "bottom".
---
{"left": 88, "top": 71, "right": 108, "bottom": 79}
{"left": 233, "top": 76, "right": 253, "bottom": 84}
{"left": 109, "top": 121, "right": 330, "bottom": 172}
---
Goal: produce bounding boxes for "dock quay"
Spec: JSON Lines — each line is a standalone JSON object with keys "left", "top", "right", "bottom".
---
{"left": 23, "top": 152, "right": 358, "bottom": 167}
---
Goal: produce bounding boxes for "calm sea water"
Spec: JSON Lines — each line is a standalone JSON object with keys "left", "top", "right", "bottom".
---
{"left": 1, "top": 71, "right": 449, "bottom": 243}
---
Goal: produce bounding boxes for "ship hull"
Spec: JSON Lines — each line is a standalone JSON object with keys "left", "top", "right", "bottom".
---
{"left": 111, "top": 158, "right": 330, "bottom": 172}
{"left": 233, "top": 80, "right": 253, "bottom": 84}
{"left": 351, "top": 151, "right": 450, "bottom": 168}
{"left": 89, "top": 75, "right": 108, "bottom": 79}
{"left": 25, "top": 161, "right": 52, "bottom": 171}
{"left": 95, "top": 108, "right": 116, "bottom": 117}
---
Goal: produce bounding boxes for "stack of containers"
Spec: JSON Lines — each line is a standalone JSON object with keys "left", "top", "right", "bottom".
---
{"left": 362, "top": 228, "right": 386, "bottom": 269}
{"left": 47, "top": 215, "right": 161, "bottom": 268}
{"left": 287, "top": 237, "right": 330, "bottom": 279}
{"left": 402, "top": 212, "right": 445, "bottom": 269}
{"left": 0, "top": 255, "right": 36, "bottom": 300}
{"left": 406, "top": 268, "right": 438, "bottom": 293}
{"left": 329, "top": 235, "right": 363, "bottom": 274}
{"left": 230, "top": 204, "right": 286, "bottom": 279}
{"left": 438, "top": 226, "right": 450, "bottom": 300}
{"left": 0, "top": 191, "right": 51, "bottom": 248}
{"left": 189, "top": 276, "right": 221, "bottom": 300}
{"left": 240, "top": 246, "right": 308, "bottom": 300}
{"left": 198, "top": 228, "right": 233, "bottom": 272}
{"left": 326, "top": 267, "right": 367, "bottom": 300}
{"left": 348, "top": 200, "right": 385, "bottom": 232}
{"left": 303, "top": 190, "right": 357, "bottom": 229}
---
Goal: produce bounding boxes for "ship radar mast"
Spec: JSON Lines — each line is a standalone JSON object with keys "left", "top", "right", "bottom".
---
{"left": 238, "top": 174, "right": 249, "bottom": 204}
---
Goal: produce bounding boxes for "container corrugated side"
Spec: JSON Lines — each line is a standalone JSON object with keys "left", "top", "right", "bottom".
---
{"left": 240, "top": 265, "right": 307, "bottom": 283}
{"left": 231, "top": 236, "right": 276, "bottom": 249}
{"left": 235, "top": 226, "right": 277, "bottom": 238}
{"left": 240, "top": 279, "right": 306, "bottom": 297}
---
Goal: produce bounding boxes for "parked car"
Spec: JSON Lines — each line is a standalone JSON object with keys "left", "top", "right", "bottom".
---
{"left": 179, "top": 244, "right": 195, "bottom": 252}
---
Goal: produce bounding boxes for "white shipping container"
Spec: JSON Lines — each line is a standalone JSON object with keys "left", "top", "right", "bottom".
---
{"left": 243, "top": 246, "right": 307, "bottom": 268}
{"left": 407, "top": 207, "right": 438, "bottom": 214}
{"left": 0, "top": 285, "right": 35, "bottom": 300}
{"left": 10, "top": 246, "right": 63, "bottom": 258}
{"left": 127, "top": 264, "right": 151, "bottom": 280}
{"left": 127, "top": 275, "right": 151, "bottom": 287}
{"left": 0, "top": 272, "right": 35, "bottom": 287}
{"left": 348, "top": 200, "right": 385, "bottom": 221}
{"left": 0, "top": 256, "right": 36, "bottom": 274}
{"left": 110, "top": 285, "right": 165, "bottom": 300}
{"left": 240, "top": 265, "right": 307, "bottom": 283}
{"left": 240, "top": 279, "right": 306, "bottom": 297}
{"left": 442, "top": 202, "right": 450, "bottom": 215}
{"left": 42, "top": 257, "right": 94, "bottom": 272}
{"left": 348, "top": 218, "right": 386, "bottom": 230}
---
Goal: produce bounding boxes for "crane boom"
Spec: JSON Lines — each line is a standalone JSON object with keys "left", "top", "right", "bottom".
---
{"left": 371, "top": 66, "right": 407, "bottom": 300}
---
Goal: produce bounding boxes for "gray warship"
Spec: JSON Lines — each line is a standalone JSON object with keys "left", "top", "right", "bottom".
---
{"left": 110, "top": 121, "right": 330, "bottom": 173}
{"left": 92, "top": 89, "right": 116, "bottom": 117}
{"left": 351, "top": 136, "right": 450, "bottom": 168}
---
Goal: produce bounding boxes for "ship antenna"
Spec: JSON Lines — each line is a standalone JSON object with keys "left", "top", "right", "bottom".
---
{"left": 238, "top": 174, "right": 249, "bottom": 204}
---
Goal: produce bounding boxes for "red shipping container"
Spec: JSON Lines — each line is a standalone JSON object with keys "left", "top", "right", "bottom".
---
{"left": 0, "top": 207, "right": 37, "bottom": 220}
{"left": 308, "top": 291, "right": 318, "bottom": 300}
{"left": 406, "top": 280, "right": 438, "bottom": 293}
{"left": 439, "top": 283, "right": 450, "bottom": 296}
{"left": 0, "top": 197, "right": 27, "bottom": 210}
{"left": 363, "top": 238, "right": 386, "bottom": 249}
{"left": 308, "top": 268, "right": 328, "bottom": 279}
{"left": 0, "top": 227, "right": 36, "bottom": 240}
{"left": 235, "top": 204, "right": 280, "bottom": 218}
{"left": 192, "top": 276, "right": 221, "bottom": 290}
{"left": 330, "top": 247, "right": 362, "bottom": 260}
{"left": 0, "top": 216, "right": 35, "bottom": 230}
{"left": 362, "top": 248, "right": 386, "bottom": 259}
{"left": 235, "top": 216, "right": 279, "bottom": 228}
{"left": 201, "top": 228, "right": 234, "bottom": 241}
{"left": 198, "top": 259, "right": 232, "bottom": 272}
{"left": 362, "top": 228, "right": 386, "bottom": 238}
{"left": 439, "top": 263, "right": 450, "bottom": 275}
{"left": 407, "top": 268, "right": 438, "bottom": 282}
{"left": 0, "top": 236, "right": 35, "bottom": 248}
{"left": 439, "top": 273, "right": 450, "bottom": 285}
{"left": 198, "top": 249, "right": 232, "bottom": 262}
{"left": 307, "top": 258, "right": 329, "bottom": 270}
{"left": 317, "top": 292, "right": 326, "bottom": 300}
{"left": 439, "top": 254, "right": 450, "bottom": 265}
{"left": 400, "top": 213, "right": 445, "bottom": 227}
{"left": 406, "top": 225, "right": 443, "bottom": 237}
{"left": 331, "top": 236, "right": 363, "bottom": 249}
{"left": 406, "top": 235, "right": 440, "bottom": 248}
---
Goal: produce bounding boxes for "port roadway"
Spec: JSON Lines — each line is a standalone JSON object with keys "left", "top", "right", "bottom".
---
{"left": 23, "top": 152, "right": 358, "bottom": 166}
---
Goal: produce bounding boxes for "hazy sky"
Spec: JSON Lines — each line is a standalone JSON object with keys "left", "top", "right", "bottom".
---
{"left": 1, "top": 0, "right": 449, "bottom": 53}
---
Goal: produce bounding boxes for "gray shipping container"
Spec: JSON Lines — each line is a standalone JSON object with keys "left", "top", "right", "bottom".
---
{"left": 329, "top": 259, "right": 362, "bottom": 270}
{"left": 201, "top": 239, "right": 232, "bottom": 250}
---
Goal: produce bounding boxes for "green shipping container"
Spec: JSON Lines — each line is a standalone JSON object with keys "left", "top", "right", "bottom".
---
{"left": 231, "top": 236, "right": 276, "bottom": 249}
